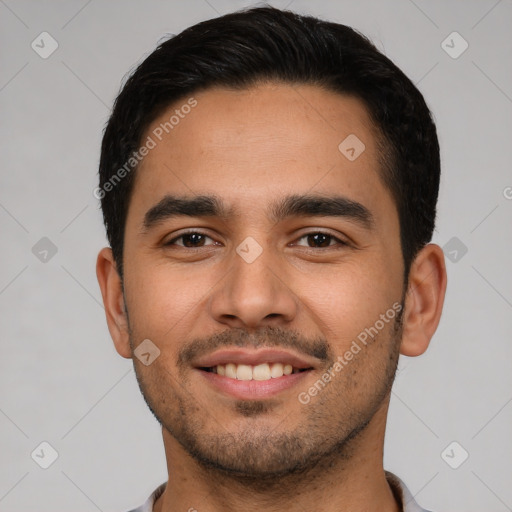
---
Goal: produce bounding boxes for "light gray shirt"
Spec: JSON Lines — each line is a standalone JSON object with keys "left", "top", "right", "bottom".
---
{"left": 127, "top": 472, "right": 432, "bottom": 511}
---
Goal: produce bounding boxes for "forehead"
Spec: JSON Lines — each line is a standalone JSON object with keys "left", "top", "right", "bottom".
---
{"left": 129, "top": 82, "right": 395, "bottom": 224}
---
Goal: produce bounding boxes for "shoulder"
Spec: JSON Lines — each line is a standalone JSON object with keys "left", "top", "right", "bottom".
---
{"left": 124, "top": 482, "right": 167, "bottom": 512}
{"left": 386, "top": 471, "right": 434, "bottom": 512}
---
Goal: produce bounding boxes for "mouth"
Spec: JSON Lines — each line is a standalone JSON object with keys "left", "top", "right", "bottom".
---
{"left": 193, "top": 349, "right": 315, "bottom": 400}
{"left": 200, "top": 362, "right": 310, "bottom": 380}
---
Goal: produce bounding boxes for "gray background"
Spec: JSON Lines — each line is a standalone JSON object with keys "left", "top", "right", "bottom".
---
{"left": 1, "top": 0, "right": 511, "bottom": 510}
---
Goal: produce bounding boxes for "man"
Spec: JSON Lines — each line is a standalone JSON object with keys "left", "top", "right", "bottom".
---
{"left": 96, "top": 6, "right": 446, "bottom": 512}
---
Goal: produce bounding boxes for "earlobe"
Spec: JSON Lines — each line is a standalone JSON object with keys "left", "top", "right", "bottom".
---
{"left": 400, "top": 243, "right": 447, "bottom": 357}
{"left": 96, "top": 247, "right": 132, "bottom": 359}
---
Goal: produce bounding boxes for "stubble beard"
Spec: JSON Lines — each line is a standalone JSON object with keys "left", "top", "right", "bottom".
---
{"left": 130, "top": 308, "right": 403, "bottom": 488}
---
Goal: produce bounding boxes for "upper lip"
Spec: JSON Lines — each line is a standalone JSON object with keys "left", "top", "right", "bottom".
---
{"left": 193, "top": 348, "right": 316, "bottom": 370}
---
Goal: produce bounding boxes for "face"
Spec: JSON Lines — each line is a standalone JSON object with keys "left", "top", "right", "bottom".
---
{"left": 121, "top": 83, "right": 405, "bottom": 478}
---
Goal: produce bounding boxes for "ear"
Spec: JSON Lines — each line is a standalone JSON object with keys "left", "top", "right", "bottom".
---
{"left": 96, "top": 247, "right": 132, "bottom": 359}
{"left": 400, "top": 243, "right": 447, "bottom": 357}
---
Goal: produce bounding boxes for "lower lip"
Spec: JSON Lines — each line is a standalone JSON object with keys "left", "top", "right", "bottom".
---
{"left": 196, "top": 369, "right": 311, "bottom": 400}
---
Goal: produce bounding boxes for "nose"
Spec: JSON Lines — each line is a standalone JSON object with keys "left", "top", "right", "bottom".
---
{"left": 208, "top": 242, "right": 298, "bottom": 331}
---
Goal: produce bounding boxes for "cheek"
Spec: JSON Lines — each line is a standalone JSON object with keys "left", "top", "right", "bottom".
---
{"left": 123, "top": 256, "right": 215, "bottom": 341}
{"left": 293, "top": 258, "right": 399, "bottom": 347}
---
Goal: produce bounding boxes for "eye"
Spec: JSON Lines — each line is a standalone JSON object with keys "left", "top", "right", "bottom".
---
{"left": 165, "top": 231, "right": 217, "bottom": 248}
{"left": 294, "top": 231, "right": 347, "bottom": 249}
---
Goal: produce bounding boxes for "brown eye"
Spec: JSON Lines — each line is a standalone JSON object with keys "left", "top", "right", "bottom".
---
{"left": 295, "top": 232, "right": 346, "bottom": 249}
{"left": 165, "top": 232, "right": 215, "bottom": 248}
{"left": 181, "top": 233, "right": 207, "bottom": 247}
{"left": 307, "top": 233, "right": 332, "bottom": 247}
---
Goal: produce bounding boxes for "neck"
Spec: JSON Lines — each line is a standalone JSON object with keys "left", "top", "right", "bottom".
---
{"left": 154, "top": 402, "right": 399, "bottom": 512}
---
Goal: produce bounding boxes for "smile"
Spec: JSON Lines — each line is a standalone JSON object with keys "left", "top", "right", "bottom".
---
{"left": 193, "top": 348, "right": 317, "bottom": 399}
{"left": 201, "top": 362, "right": 309, "bottom": 381}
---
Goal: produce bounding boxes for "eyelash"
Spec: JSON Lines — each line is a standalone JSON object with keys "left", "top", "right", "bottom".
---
{"left": 164, "top": 230, "right": 349, "bottom": 250}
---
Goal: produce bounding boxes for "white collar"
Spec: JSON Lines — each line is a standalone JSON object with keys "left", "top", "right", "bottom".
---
{"left": 135, "top": 472, "right": 431, "bottom": 512}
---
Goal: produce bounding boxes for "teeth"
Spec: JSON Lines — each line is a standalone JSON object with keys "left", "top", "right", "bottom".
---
{"left": 270, "top": 363, "right": 284, "bottom": 378}
{"left": 225, "top": 363, "right": 237, "bottom": 379}
{"left": 253, "top": 363, "right": 271, "bottom": 381}
{"left": 236, "top": 364, "right": 253, "bottom": 381}
{"left": 212, "top": 362, "right": 304, "bottom": 381}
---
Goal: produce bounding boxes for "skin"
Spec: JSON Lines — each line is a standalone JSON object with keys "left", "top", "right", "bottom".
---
{"left": 97, "top": 82, "right": 447, "bottom": 512}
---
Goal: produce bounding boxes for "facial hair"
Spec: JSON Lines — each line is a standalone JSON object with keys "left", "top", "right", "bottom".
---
{"left": 129, "top": 304, "right": 404, "bottom": 487}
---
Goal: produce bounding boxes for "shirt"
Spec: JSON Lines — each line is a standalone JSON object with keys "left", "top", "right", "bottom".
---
{"left": 127, "top": 472, "right": 432, "bottom": 512}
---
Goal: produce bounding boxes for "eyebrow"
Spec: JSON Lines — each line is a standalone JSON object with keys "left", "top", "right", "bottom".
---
{"left": 142, "top": 195, "right": 231, "bottom": 232}
{"left": 270, "top": 194, "right": 374, "bottom": 229}
{"left": 142, "top": 193, "right": 374, "bottom": 232}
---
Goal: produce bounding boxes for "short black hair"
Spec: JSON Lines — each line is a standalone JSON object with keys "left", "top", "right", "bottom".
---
{"left": 98, "top": 5, "right": 440, "bottom": 281}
